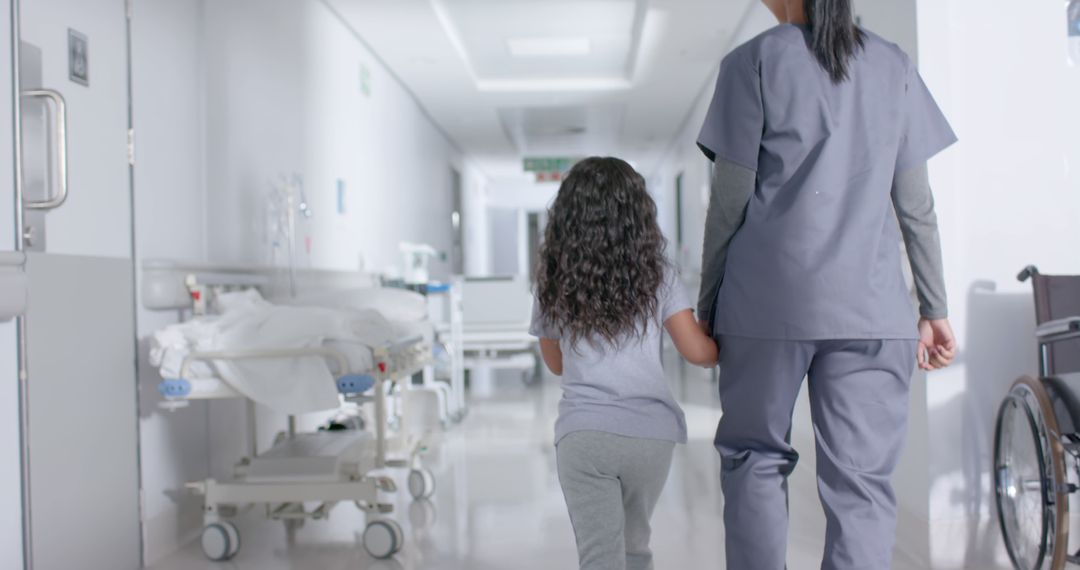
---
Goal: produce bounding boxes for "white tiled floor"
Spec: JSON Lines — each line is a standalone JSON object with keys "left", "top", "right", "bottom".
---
{"left": 148, "top": 353, "right": 965, "bottom": 570}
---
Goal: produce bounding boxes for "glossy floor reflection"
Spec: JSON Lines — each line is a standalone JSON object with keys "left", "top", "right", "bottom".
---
{"left": 151, "top": 351, "right": 944, "bottom": 570}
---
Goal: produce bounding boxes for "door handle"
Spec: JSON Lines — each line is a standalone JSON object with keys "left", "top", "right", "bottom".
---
{"left": 20, "top": 88, "right": 68, "bottom": 210}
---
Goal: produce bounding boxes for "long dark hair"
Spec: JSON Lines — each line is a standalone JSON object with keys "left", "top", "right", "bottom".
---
{"left": 805, "top": 0, "right": 865, "bottom": 83}
{"left": 534, "top": 157, "right": 668, "bottom": 348}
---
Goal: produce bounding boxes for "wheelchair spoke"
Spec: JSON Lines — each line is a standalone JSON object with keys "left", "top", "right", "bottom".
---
{"left": 1021, "top": 478, "right": 1044, "bottom": 492}
{"left": 996, "top": 392, "right": 1052, "bottom": 570}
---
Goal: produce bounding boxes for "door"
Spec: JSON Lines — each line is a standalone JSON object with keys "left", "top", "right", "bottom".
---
{"left": 525, "top": 211, "right": 540, "bottom": 283}
{"left": 0, "top": 1, "right": 25, "bottom": 567}
{"left": 16, "top": 0, "right": 140, "bottom": 568}
{"left": 450, "top": 167, "right": 464, "bottom": 275}
{"left": 675, "top": 172, "right": 684, "bottom": 250}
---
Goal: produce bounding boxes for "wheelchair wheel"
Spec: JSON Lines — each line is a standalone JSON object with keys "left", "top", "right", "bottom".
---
{"left": 995, "top": 376, "right": 1069, "bottom": 570}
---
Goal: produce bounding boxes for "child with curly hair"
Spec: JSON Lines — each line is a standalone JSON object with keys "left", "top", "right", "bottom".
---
{"left": 531, "top": 156, "right": 718, "bottom": 570}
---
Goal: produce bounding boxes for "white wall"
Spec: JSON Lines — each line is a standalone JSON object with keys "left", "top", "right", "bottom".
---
{"left": 489, "top": 207, "right": 521, "bottom": 276}
{"left": 201, "top": 0, "right": 476, "bottom": 279}
{"left": 133, "top": 0, "right": 481, "bottom": 562}
{"left": 201, "top": 0, "right": 304, "bottom": 268}
{"left": 0, "top": 0, "right": 23, "bottom": 564}
{"left": 481, "top": 179, "right": 557, "bottom": 277}
{"left": 463, "top": 171, "right": 492, "bottom": 276}
{"left": 915, "top": 0, "right": 1080, "bottom": 567}
{"left": 302, "top": 2, "right": 465, "bottom": 278}
{"left": 131, "top": 0, "right": 210, "bottom": 562}
{"left": 646, "top": 3, "right": 776, "bottom": 277}
{"left": 855, "top": 0, "right": 917, "bottom": 60}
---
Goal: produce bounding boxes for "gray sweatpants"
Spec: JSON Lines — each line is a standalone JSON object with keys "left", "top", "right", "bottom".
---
{"left": 714, "top": 336, "right": 918, "bottom": 570}
{"left": 556, "top": 430, "right": 675, "bottom": 570}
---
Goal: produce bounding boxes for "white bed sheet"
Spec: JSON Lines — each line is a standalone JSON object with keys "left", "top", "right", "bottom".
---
{"left": 150, "top": 290, "right": 414, "bottom": 414}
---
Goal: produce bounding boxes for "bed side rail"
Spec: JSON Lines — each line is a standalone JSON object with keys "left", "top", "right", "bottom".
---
{"left": 158, "top": 336, "right": 431, "bottom": 469}
{"left": 178, "top": 347, "right": 350, "bottom": 379}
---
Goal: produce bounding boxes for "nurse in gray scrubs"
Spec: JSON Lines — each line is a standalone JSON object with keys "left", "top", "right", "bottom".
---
{"left": 696, "top": 0, "right": 958, "bottom": 568}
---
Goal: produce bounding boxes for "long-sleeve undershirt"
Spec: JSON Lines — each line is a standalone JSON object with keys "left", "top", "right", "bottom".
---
{"left": 891, "top": 163, "right": 948, "bottom": 319}
{"left": 696, "top": 158, "right": 755, "bottom": 325}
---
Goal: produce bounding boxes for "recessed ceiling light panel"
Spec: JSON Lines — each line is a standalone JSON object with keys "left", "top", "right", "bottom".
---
{"left": 507, "top": 37, "right": 592, "bottom": 57}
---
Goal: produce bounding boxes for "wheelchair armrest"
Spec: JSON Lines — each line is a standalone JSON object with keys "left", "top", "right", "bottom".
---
{"left": 1036, "top": 316, "right": 1080, "bottom": 343}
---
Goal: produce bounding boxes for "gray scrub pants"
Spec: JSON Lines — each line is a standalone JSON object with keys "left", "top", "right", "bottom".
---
{"left": 556, "top": 430, "right": 675, "bottom": 570}
{"left": 714, "top": 336, "right": 917, "bottom": 570}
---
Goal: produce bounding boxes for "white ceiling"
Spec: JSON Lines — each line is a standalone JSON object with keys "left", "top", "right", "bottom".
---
{"left": 326, "top": 0, "right": 753, "bottom": 181}
{"left": 447, "top": 0, "right": 639, "bottom": 81}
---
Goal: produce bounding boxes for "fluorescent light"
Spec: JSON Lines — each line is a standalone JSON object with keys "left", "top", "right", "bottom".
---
{"left": 507, "top": 37, "right": 591, "bottom": 57}
{"left": 477, "top": 77, "right": 630, "bottom": 93}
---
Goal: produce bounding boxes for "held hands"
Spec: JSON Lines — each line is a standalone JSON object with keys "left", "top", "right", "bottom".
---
{"left": 664, "top": 311, "right": 719, "bottom": 368}
{"left": 918, "top": 318, "right": 957, "bottom": 371}
{"left": 697, "top": 316, "right": 954, "bottom": 371}
{"left": 697, "top": 319, "right": 720, "bottom": 366}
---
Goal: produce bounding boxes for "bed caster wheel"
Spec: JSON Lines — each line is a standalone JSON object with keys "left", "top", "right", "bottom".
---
{"left": 408, "top": 499, "right": 438, "bottom": 530}
{"left": 408, "top": 468, "right": 436, "bottom": 500}
{"left": 363, "top": 519, "right": 404, "bottom": 559}
{"left": 201, "top": 521, "right": 240, "bottom": 561}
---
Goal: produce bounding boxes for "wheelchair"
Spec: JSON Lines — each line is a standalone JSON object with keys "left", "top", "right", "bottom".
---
{"left": 995, "top": 266, "right": 1080, "bottom": 569}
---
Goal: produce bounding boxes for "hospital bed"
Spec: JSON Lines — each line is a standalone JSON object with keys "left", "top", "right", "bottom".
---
{"left": 293, "top": 279, "right": 464, "bottom": 427}
{"left": 143, "top": 260, "right": 439, "bottom": 560}
{"left": 438, "top": 275, "right": 541, "bottom": 385}
{"left": 415, "top": 278, "right": 466, "bottom": 420}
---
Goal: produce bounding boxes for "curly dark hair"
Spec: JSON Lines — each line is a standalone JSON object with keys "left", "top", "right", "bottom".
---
{"left": 535, "top": 157, "right": 669, "bottom": 348}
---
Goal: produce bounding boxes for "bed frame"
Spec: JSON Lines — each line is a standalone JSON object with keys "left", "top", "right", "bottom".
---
{"left": 141, "top": 259, "right": 437, "bottom": 560}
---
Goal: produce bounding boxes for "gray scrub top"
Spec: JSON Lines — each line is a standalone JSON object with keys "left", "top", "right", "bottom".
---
{"left": 697, "top": 25, "right": 956, "bottom": 340}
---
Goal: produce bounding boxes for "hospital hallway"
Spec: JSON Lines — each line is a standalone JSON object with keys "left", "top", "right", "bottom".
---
{"left": 1, "top": 0, "right": 1079, "bottom": 568}
{"left": 147, "top": 349, "right": 992, "bottom": 570}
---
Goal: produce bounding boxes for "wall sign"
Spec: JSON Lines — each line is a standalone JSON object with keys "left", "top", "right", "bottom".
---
{"left": 68, "top": 28, "right": 88, "bottom": 86}
{"left": 523, "top": 157, "right": 581, "bottom": 182}
{"left": 1069, "top": 0, "right": 1080, "bottom": 65}
{"left": 360, "top": 64, "right": 372, "bottom": 97}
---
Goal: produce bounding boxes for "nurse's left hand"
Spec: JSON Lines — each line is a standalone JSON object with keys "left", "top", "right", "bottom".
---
{"left": 918, "top": 318, "right": 957, "bottom": 371}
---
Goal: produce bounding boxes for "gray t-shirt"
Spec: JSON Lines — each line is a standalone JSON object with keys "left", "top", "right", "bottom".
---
{"left": 697, "top": 25, "right": 957, "bottom": 340}
{"left": 530, "top": 267, "right": 692, "bottom": 445}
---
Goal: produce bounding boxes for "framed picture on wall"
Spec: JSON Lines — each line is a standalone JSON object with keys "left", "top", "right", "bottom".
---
{"left": 68, "top": 28, "right": 88, "bottom": 86}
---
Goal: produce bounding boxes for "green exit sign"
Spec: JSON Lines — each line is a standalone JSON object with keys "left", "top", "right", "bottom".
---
{"left": 523, "top": 157, "right": 579, "bottom": 173}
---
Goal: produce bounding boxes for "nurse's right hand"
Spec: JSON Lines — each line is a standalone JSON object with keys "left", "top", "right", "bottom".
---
{"left": 918, "top": 318, "right": 957, "bottom": 371}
